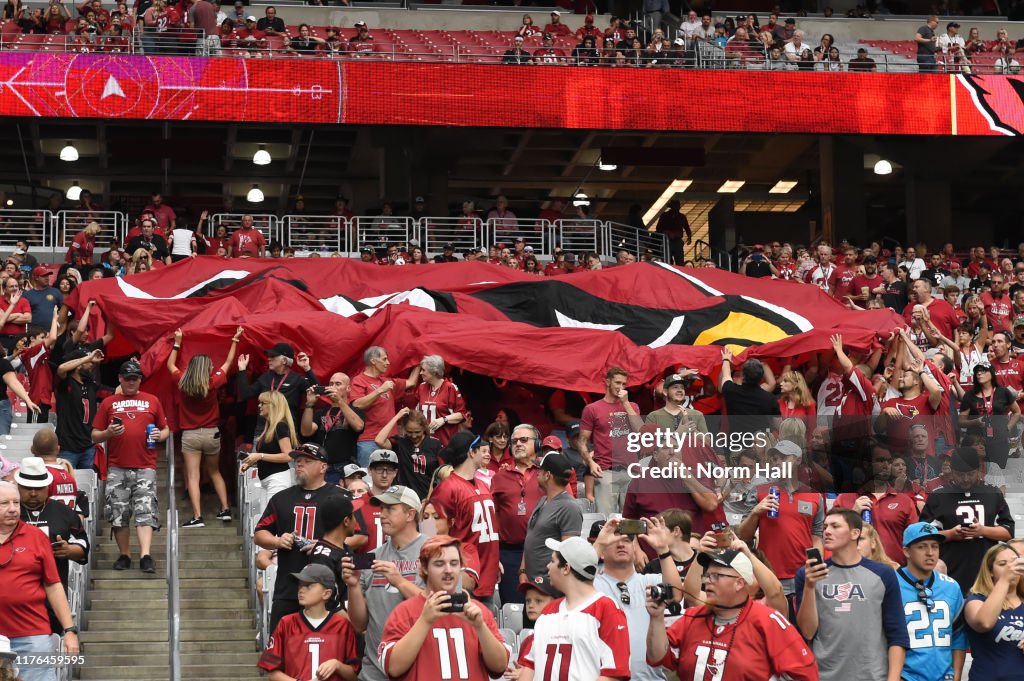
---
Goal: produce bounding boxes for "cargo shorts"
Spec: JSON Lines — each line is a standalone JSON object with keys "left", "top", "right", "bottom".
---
{"left": 104, "top": 467, "right": 159, "bottom": 529}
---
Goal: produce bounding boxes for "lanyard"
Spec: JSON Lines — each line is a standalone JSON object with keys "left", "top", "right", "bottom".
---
{"left": 269, "top": 373, "right": 287, "bottom": 393}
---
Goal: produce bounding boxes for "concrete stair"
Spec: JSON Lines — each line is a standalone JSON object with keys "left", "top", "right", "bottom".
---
{"left": 79, "top": 461, "right": 259, "bottom": 681}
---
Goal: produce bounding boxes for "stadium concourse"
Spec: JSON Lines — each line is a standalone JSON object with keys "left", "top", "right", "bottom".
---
{"left": 1, "top": 215, "right": 1024, "bottom": 681}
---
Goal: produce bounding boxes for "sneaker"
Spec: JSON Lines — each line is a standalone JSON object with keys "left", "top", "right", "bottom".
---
{"left": 182, "top": 516, "right": 205, "bottom": 528}
{"left": 140, "top": 555, "right": 156, "bottom": 573}
{"left": 113, "top": 555, "right": 131, "bottom": 571}
{"left": 216, "top": 509, "right": 232, "bottom": 522}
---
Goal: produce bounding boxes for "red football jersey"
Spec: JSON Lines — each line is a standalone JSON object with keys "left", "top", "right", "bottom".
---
{"left": 228, "top": 228, "right": 265, "bottom": 257}
{"left": 379, "top": 594, "right": 507, "bottom": 681}
{"left": 518, "top": 594, "right": 630, "bottom": 681}
{"left": 992, "top": 357, "right": 1024, "bottom": 393}
{"left": 22, "top": 343, "right": 53, "bottom": 406}
{"left": 831, "top": 264, "right": 857, "bottom": 300}
{"left": 429, "top": 474, "right": 500, "bottom": 597}
{"left": 47, "top": 464, "right": 79, "bottom": 511}
{"left": 980, "top": 291, "right": 1013, "bottom": 333}
{"left": 416, "top": 380, "right": 466, "bottom": 446}
{"left": 879, "top": 391, "right": 939, "bottom": 455}
{"left": 833, "top": 366, "right": 877, "bottom": 441}
{"left": 354, "top": 496, "right": 384, "bottom": 554}
{"left": 258, "top": 611, "right": 360, "bottom": 681}
{"left": 650, "top": 601, "right": 818, "bottom": 681}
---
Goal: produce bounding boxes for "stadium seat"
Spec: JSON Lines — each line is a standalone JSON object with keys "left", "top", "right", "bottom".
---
{"left": 500, "top": 628, "right": 519, "bottom": 659}
{"left": 517, "top": 629, "right": 533, "bottom": 655}
{"left": 501, "top": 602, "right": 524, "bottom": 633}
{"left": 581, "top": 512, "right": 606, "bottom": 538}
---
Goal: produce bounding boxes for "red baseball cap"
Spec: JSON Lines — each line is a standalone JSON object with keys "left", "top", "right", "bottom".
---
{"left": 32, "top": 266, "right": 50, "bottom": 278}
{"left": 541, "top": 435, "right": 562, "bottom": 450}
{"left": 585, "top": 14, "right": 594, "bottom": 23}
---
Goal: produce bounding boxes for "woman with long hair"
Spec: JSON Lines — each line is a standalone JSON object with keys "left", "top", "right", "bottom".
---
{"left": 778, "top": 369, "right": 816, "bottom": 420}
{"left": 483, "top": 421, "right": 510, "bottom": 471}
{"left": 857, "top": 524, "right": 898, "bottom": 568}
{"left": 960, "top": 364, "right": 1021, "bottom": 470}
{"left": 522, "top": 256, "right": 542, "bottom": 276}
{"left": 964, "top": 543, "right": 1024, "bottom": 679}
{"left": 239, "top": 391, "right": 298, "bottom": 500}
{"left": 167, "top": 325, "right": 242, "bottom": 527}
{"left": 408, "top": 246, "right": 428, "bottom": 265}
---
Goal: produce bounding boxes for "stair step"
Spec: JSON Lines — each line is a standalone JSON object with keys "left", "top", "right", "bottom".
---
{"left": 81, "top": 621, "right": 256, "bottom": 639}
{"left": 80, "top": 630, "right": 168, "bottom": 643}
{"left": 92, "top": 577, "right": 246, "bottom": 590}
{"left": 175, "top": 526, "right": 240, "bottom": 537}
{"left": 83, "top": 640, "right": 257, "bottom": 655}
{"left": 80, "top": 666, "right": 174, "bottom": 679}
{"left": 87, "top": 652, "right": 257, "bottom": 667}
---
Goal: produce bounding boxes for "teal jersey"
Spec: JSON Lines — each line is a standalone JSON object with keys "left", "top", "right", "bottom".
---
{"left": 896, "top": 568, "right": 968, "bottom": 681}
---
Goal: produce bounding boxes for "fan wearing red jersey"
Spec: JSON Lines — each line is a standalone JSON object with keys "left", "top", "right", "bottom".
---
{"left": 830, "top": 334, "right": 881, "bottom": 444}
{"left": 875, "top": 339, "right": 943, "bottom": 455}
{"left": 415, "top": 355, "right": 465, "bottom": 447}
{"left": 647, "top": 549, "right": 819, "bottom": 681}
{"left": 430, "top": 432, "right": 501, "bottom": 600}
{"left": 517, "top": 536, "right": 630, "bottom": 681}
{"left": 18, "top": 310, "right": 58, "bottom": 423}
{"left": 258, "top": 564, "right": 360, "bottom": 681}
{"left": 378, "top": 535, "right": 509, "bottom": 681}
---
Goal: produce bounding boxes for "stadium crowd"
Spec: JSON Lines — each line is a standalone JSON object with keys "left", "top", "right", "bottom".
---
{"left": 2, "top": 196, "right": 1024, "bottom": 680}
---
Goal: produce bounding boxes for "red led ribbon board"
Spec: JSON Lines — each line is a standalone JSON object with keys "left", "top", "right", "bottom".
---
{"left": 0, "top": 52, "right": 1018, "bottom": 135}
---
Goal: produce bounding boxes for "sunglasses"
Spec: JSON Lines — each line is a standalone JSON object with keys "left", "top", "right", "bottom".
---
{"left": 510, "top": 436, "right": 532, "bottom": 444}
{"left": 914, "top": 582, "right": 934, "bottom": 611}
{"left": 616, "top": 581, "right": 631, "bottom": 606}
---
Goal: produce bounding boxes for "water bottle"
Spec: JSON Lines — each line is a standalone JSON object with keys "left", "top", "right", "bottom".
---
{"left": 767, "top": 486, "right": 780, "bottom": 519}
{"left": 862, "top": 509, "right": 873, "bottom": 525}
{"left": 146, "top": 424, "right": 157, "bottom": 449}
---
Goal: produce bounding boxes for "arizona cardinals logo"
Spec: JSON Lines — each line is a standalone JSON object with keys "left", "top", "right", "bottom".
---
{"left": 896, "top": 404, "right": 920, "bottom": 417}
{"left": 959, "top": 74, "right": 1024, "bottom": 136}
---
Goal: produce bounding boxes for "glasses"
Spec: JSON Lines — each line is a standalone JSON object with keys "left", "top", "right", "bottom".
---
{"left": 703, "top": 571, "right": 739, "bottom": 582}
{"left": 616, "top": 582, "right": 631, "bottom": 605}
{"left": 915, "top": 582, "right": 934, "bottom": 611}
{"left": 510, "top": 436, "right": 532, "bottom": 444}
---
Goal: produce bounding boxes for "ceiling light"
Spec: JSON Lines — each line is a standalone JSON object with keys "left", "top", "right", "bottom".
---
{"left": 597, "top": 159, "right": 617, "bottom": 171}
{"left": 873, "top": 159, "right": 893, "bottom": 176}
{"left": 65, "top": 182, "right": 82, "bottom": 201}
{"left": 769, "top": 180, "right": 797, "bottom": 194}
{"left": 572, "top": 192, "right": 590, "bottom": 207}
{"left": 59, "top": 141, "right": 79, "bottom": 162}
{"left": 4, "top": 199, "right": 12, "bottom": 207}
{"left": 253, "top": 145, "right": 271, "bottom": 166}
{"left": 717, "top": 180, "right": 745, "bottom": 193}
{"left": 246, "top": 184, "right": 264, "bottom": 203}
{"left": 642, "top": 179, "right": 693, "bottom": 225}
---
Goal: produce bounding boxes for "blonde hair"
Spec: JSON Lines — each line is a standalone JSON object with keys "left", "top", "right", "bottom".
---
{"left": 84, "top": 221, "right": 101, "bottom": 237}
{"left": 860, "top": 525, "right": 898, "bottom": 568}
{"left": 424, "top": 464, "right": 453, "bottom": 505}
{"left": 970, "top": 543, "right": 1024, "bottom": 604}
{"left": 778, "top": 417, "right": 807, "bottom": 444}
{"left": 780, "top": 370, "right": 814, "bottom": 408}
{"left": 258, "top": 391, "right": 298, "bottom": 448}
{"left": 178, "top": 354, "right": 214, "bottom": 399}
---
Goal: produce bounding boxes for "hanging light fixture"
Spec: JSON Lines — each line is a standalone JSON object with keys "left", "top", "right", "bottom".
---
{"left": 597, "top": 159, "right": 617, "bottom": 171}
{"left": 66, "top": 182, "right": 82, "bottom": 201}
{"left": 246, "top": 184, "right": 264, "bottom": 203}
{"left": 572, "top": 192, "right": 590, "bottom": 207}
{"left": 252, "top": 145, "right": 272, "bottom": 166}
{"left": 873, "top": 159, "right": 893, "bottom": 176}
{"left": 59, "top": 141, "right": 79, "bottom": 162}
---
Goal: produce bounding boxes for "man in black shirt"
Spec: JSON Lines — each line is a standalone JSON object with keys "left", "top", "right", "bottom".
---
{"left": 254, "top": 443, "right": 355, "bottom": 634}
{"left": 17, "top": 457, "right": 90, "bottom": 631}
{"left": 54, "top": 348, "right": 105, "bottom": 470}
{"left": 373, "top": 406, "right": 441, "bottom": 500}
{"left": 920, "top": 447, "right": 1014, "bottom": 594}
{"left": 920, "top": 253, "right": 950, "bottom": 294}
{"left": 879, "top": 261, "right": 908, "bottom": 312}
{"left": 308, "top": 492, "right": 360, "bottom": 612}
{"left": 300, "top": 372, "right": 365, "bottom": 486}
{"left": 237, "top": 342, "right": 317, "bottom": 437}
{"left": 719, "top": 348, "right": 780, "bottom": 435}
{"left": 125, "top": 220, "right": 170, "bottom": 264}
{"left": 432, "top": 242, "right": 459, "bottom": 264}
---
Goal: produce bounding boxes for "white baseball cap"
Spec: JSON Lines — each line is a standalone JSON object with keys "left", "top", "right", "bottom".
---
{"left": 545, "top": 536, "right": 598, "bottom": 580}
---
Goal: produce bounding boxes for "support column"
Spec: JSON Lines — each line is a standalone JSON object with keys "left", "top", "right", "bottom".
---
{"left": 905, "top": 175, "right": 951, "bottom": 247}
{"left": 708, "top": 197, "right": 735, "bottom": 270}
{"left": 818, "top": 137, "right": 865, "bottom": 245}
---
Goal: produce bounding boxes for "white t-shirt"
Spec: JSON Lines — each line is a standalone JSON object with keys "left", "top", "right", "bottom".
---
{"left": 784, "top": 41, "right": 807, "bottom": 59}
{"left": 900, "top": 257, "right": 926, "bottom": 280}
{"left": 936, "top": 33, "right": 966, "bottom": 54}
{"left": 169, "top": 228, "right": 195, "bottom": 257}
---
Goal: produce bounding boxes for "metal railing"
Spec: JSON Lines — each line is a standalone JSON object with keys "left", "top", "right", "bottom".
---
{"left": 0, "top": 209, "right": 50, "bottom": 248}
{"left": 281, "top": 214, "right": 347, "bottom": 253}
{"left": 554, "top": 219, "right": 602, "bottom": 256}
{"left": 166, "top": 434, "right": 181, "bottom": 681}
{"left": 606, "top": 221, "right": 670, "bottom": 261}
{"left": 419, "top": 216, "right": 483, "bottom": 255}
{"left": 354, "top": 215, "right": 415, "bottom": 252}
{"left": 55, "top": 210, "right": 126, "bottom": 249}
{"left": 209, "top": 213, "right": 279, "bottom": 242}
{"left": 487, "top": 217, "right": 549, "bottom": 255}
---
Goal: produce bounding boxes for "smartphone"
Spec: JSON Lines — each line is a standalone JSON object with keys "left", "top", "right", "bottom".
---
{"left": 312, "top": 385, "right": 329, "bottom": 396}
{"left": 111, "top": 416, "right": 122, "bottom": 427}
{"left": 293, "top": 536, "right": 313, "bottom": 551}
{"left": 442, "top": 591, "right": 468, "bottom": 613}
{"left": 353, "top": 552, "right": 375, "bottom": 570}
{"left": 805, "top": 548, "right": 824, "bottom": 566}
{"left": 51, "top": 541, "right": 62, "bottom": 549}
{"left": 960, "top": 521, "right": 975, "bottom": 528}
{"left": 617, "top": 519, "right": 648, "bottom": 536}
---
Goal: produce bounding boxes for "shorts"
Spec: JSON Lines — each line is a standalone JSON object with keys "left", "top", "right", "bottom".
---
{"left": 105, "top": 467, "right": 159, "bottom": 528}
{"left": 181, "top": 427, "right": 221, "bottom": 456}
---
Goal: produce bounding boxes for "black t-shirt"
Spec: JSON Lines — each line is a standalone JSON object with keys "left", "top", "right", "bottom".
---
{"left": 882, "top": 279, "right": 908, "bottom": 312}
{"left": 918, "top": 25, "right": 936, "bottom": 55}
{"left": 256, "top": 484, "right": 352, "bottom": 606}
{"left": 389, "top": 435, "right": 442, "bottom": 500}
{"left": 0, "top": 357, "right": 12, "bottom": 404}
{"left": 306, "top": 404, "right": 365, "bottom": 466}
{"left": 22, "top": 501, "right": 89, "bottom": 589}
{"left": 920, "top": 268, "right": 949, "bottom": 290}
{"left": 721, "top": 380, "right": 780, "bottom": 434}
{"left": 920, "top": 483, "right": 1013, "bottom": 593}
{"left": 55, "top": 373, "right": 99, "bottom": 453}
{"left": 256, "top": 421, "right": 292, "bottom": 480}
{"left": 744, "top": 258, "right": 773, "bottom": 278}
{"left": 126, "top": 235, "right": 169, "bottom": 260}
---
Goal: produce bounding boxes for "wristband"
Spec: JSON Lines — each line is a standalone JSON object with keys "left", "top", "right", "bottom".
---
{"left": 172, "top": 345, "right": 181, "bottom": 350}
{"left": 658, "top": 551, "right": 672, "bottom": 561}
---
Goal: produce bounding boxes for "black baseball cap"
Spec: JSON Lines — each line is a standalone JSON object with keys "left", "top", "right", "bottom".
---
{"left": 119, "top": 360, "right": 143, "bottom": 378}
{"left": 267, "top": 342, "right": 294, "bottom": 359}
{"left": 317, "top": 491, "right": 355, "bottom": 529}
{"left": 290, "top": 443, "right": 327, "bottom": 463}
{"left": 441, "top": 431, "right": 482, "bottom": 465}
{"left": 950, "top": 447, "right": 981, "bottom": 472}
{"left": 539, "top": 452, "right": 572, "bottom": 478}
{"left": 565, "top": 421, "right": 581, "bottom": 438}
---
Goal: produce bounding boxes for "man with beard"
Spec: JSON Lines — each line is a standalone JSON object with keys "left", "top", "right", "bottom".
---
{"left": 875, "top": 355, "right": 943, "bottom": 458}
{"left": 903, "top": 279, "right": 961, "bottom": 340}
{"left": 300, "top": 372, "right": 365, "bottom": 486}
{"left": 833, "top": 442, "right": 918, "bottom": 564}
{"left": 852, "top": 255, "right": 883, "bottom": 305}
{"left": 895, "top": 523, "right": 967, "bottom": 681}
{"left": 374, "top": 407, "right": 440, "bottom": 501}
{"left": 920, "top": 447, "right": 1013, "bottom": 594}
{"left": 981, "top": 273, "right": 1014, "bottom": 333}
{"left": 645, "top": 372, "right": 708, "bottom": 433}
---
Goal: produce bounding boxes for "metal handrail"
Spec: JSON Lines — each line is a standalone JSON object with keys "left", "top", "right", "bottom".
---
{"left": 166, "top": 434, "right": 181, "bottom": 681}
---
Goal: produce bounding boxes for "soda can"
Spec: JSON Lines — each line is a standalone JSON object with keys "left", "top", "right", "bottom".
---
{"left": 146, "top": 424, "right": 157, "bottom": 449}
{"left": 862, "top": 509, "right": 873, "bottom": 525}
{"left": 767, "top": 486, "right": 780, "bottom": 519}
